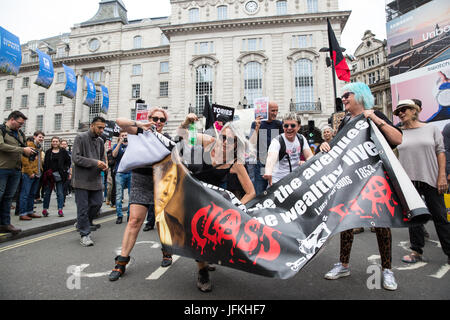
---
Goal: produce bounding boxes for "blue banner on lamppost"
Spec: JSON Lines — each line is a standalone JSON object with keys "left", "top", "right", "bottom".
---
{"left": 62, "top": 64, "right": 77, "bottom": 99}
{"left": 0, "top": 26, "right": 22, "bottom": 76}
{"left": 83, "top": 76, "right": 96, "bottom": 107}
{"left": 34, "top": 48, "right": 54, "bottom": 89}
{"left": 100, "top": 85, "right": 109, "bottom": 113}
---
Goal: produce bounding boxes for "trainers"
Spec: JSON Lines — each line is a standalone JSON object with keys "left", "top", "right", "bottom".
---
{"left": 80, "top": 235, "right": 94, "bottom": 247}
{"left": 197, "top": 267, "right": 212, "bottom": 292}
{"left": 382, "top": 269, "right": 398, "bottom": 291}
{"left": 324, "top": 262, "right": 350, "bottom": 280}
{"left": 58, "top": 209, "right": 64, "bottom": 217}
{"left": 42, "top": 209, "right": 49, "bottom": 217}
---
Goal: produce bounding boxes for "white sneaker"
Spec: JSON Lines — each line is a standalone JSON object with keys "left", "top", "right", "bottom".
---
{"left": 80, "top": 235, "right": 94, "bottom": 247}
{"left": 324, "top": 262, "right": 350, "bottom": 280}
{"left": 382, "top": 269, "right": 398, "bottom": 291}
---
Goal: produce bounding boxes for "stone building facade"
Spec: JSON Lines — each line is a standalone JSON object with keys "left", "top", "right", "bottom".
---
{"left": 347, "top": 30, "right": 392, "bottom": 118}
{"left": 1, "top": 0, "right": 350, "bottom": 146}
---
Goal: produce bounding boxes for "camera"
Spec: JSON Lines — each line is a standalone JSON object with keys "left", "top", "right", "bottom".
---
{"left": 28, "top": 148, "right": 38, "bottom": 162}
{"left": 123, "top": 138, "right": 128, "bottom": 143}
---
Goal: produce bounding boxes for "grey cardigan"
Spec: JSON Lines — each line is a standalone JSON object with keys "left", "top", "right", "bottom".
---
{"left": 71, "top": 130, "right": 105, "bottom": 190}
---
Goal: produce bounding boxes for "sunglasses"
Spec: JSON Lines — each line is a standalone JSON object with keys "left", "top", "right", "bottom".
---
{"left": 341, "top": 92, "right": 354, "bottom": 100}
{"left": 394, "top": 106, "right": 411, "bottom": 115}
{"left": 151, "top": 117, "right": 166, "bottom": 123}
{"left": 283, "top": 123, "right": 297, "bottom": 129}
{"left": 220, "top": 135, "right": 236, "bottom": 145}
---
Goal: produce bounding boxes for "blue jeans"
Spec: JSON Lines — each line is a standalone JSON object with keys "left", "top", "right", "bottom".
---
{"left": 115, "top": 172, "right": 131, "bottom": 217}
{"left": 0, "top": 169, "right": 22, "bottom": 225}
{"left": 19, "top": 174, "right": 40, "bottom": 216}
{"left": 247, "top": 161, "right": 268, "bottom": 195}
{"left": 43, "top": 181, "right": 65, "bottom": 210}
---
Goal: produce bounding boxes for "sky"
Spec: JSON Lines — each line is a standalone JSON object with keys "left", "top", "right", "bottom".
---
{"left": 0, "top": 0, "right": 387, "bottom": 55}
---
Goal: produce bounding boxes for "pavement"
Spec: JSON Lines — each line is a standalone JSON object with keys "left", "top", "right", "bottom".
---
{"left": 0, "top": 192, "right": 127, "bottom": 243}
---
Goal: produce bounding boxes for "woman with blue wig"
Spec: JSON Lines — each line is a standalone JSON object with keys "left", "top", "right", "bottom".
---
{"left": 320, "top": 82, "right": 402, "bottom": 291}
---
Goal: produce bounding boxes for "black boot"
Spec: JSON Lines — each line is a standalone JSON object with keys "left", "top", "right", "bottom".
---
{"left": 109, "top": 255, "right": 130, "bottom": 281}
{"left": 197, "top": 267, "right": 212, "bottom": 292}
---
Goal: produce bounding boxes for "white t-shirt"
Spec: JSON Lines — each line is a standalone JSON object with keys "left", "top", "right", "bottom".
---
{"left": 268, "top": 133, "right": 308, "bottom": 184}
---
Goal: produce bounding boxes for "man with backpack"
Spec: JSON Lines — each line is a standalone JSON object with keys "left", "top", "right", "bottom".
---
{"left": 0, "top": 111, "right": 37, "bottom": 234}
{"left": 263, "top": 113, "right": 313, "bottom": 186}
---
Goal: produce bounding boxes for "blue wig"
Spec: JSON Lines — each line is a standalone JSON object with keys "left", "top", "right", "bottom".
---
{"left": 342, "top": 82, "right": 374, "bottom": 109}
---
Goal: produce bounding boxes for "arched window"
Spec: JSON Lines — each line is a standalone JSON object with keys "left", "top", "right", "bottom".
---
{"left": 244, "top": 61, "right": 262, "bottom": 108}
{"left": 294, "top": 59, "right": 314, "bottom": 107}
{"left": 195, "top": 65, "right": 213, "bottom": 115}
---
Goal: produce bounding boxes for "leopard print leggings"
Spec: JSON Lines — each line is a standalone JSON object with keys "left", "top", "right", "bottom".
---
{"left": 340, "top": 228, "right": 392, "bottom": 269}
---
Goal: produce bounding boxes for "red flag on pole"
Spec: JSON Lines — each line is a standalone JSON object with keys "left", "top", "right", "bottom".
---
{"left": 327, "top": 19, "right": 350, "bottom": 82}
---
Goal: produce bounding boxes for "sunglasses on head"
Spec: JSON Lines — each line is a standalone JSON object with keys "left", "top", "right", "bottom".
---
{"left": 341, "top": 92, "right": 354, "bottom": 100}
{"left": 283, "top": 123, "right": 297, "bottom": 129}
{"left": 151, "top": 116, "right": 166, "bottom": 123}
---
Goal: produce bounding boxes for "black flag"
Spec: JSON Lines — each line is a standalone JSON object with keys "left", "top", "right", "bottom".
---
{"left": 202, "top": 95, "right": 215, "bottom": 131}
{"left": 327, "top": 18, "right": 351, "bottom": 82}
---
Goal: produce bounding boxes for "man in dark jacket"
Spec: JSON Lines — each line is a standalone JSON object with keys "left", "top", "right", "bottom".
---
{"left": 0, "top": 111, "right": 36, "bottom": 234}
{"left": 72, "top": 116, "right": 107, "bottom": 246}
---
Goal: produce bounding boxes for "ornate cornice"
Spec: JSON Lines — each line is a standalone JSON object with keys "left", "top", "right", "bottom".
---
{"left": 18, "top": 46, "right": 170, "bottom": 71}
{"left": 161, "top": 11, "right": 351, "bottom": 37}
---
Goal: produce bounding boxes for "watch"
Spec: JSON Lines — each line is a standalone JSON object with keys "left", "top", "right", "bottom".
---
{"left": 245, "top": 1, "right": 259, "bottom": 14}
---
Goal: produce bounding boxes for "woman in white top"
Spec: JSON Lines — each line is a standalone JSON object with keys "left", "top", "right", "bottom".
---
{"left": 263, "top": 113, "right": 313, "bottom": 186}
{"left": 395, "top": 99, "right": 450, "bottom": 265}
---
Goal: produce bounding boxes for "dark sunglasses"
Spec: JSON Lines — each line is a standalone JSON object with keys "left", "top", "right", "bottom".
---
{"left": 220, "top": 135, "right": 236, "bottom": 145}
{"left": 283, "top": 123, "right": 297, "bottom": 129}
{"left": 341, "top": 92, "right": 354, "bottom": 100}
{"left": 151, "top": 117, "right": 166, "bottom": 123}
{"left": 394, "top": 106, "right": 411, "bottom": 115}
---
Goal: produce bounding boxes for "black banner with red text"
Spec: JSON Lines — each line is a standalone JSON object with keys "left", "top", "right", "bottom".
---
{"left": 153, "top": 115, "right": 430, "bottom": 279}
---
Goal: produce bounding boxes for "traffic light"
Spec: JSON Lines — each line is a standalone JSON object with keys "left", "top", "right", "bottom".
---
{"left": 308, "top": 120, "right": 315, "bottom": 144}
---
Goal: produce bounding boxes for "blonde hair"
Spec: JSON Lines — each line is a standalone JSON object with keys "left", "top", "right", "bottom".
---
{"left": 149, "top": 107, "right": 169, "bottom": 122}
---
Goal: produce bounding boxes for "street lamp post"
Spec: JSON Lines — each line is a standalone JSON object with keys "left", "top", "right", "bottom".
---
{"left": 320, "top": 46, "right": 345, "bottom": 113}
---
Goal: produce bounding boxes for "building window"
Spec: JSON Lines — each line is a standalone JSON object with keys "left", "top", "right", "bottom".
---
{"left": 307, "top": 0, "right": 318, "bottom": 13}
{"left": 276, "top": 1, "right": 287, "bottom": 15}
{"left": 292, "top": 35, "right": 313, "bottom": 48}
{"left": 217, "top": 5, "right": 228, "bottom": 20}
{"left": 244, "top": 61, "right": 263, "bottom": 108}
{"left": 133, "top": 36, "right": 142, "bottom": 49}
{"left": 36, "top": 115, "right": 44, "bottom": 131}
{"left": 368, "top": 72, "right": 376, "bottom": 85}
{"left": 38, "top": 93, "right": 45, "bottom": 107}
{"left": 86, "top": 70, "right": 103, "bottom": 83}
{"left": 132, "top": 84, "right": 141, "bottom": 99}
{"left": 160, "top": 61, "right": 169, "bottom": 73}
{"left": 132, "top": 64, "right": 142, "bottom": 75}
{"left": 21, "top": 95, "right": 28, "bottom": 108}
{"left": 54, "top": 113, "right": 62, "bottom": 131}
{"left": 189, "top": 8, "right": 200, "bottom": 23}
{"left": 22, "top": 77, "right": 29, "bottom": 88}
{"left": 195, "top": 65, "right": 213, "bottom": 115}
{"left": 195, "top": 41, "right": 214, "bottom": 55}
{"left": 23, "top": 53, "right": 29, "bottom": 64}
{"left": 57, "top": 47, "right": 67, "bottom": 58}
{"left": 159, "top": 81, "right": 169, "bottom": 97}
{"left": 367, "top": 55, "right": 375, "bottom": 68}
{"left": 131, "top": 108, "right": 136, "bottom": 121}
{"left": 242, "top": 38, "right": 263, "bottom": 51}
{"left": 57, "top": 72, "right": 65, "bottom": 83}
{"left": 56, "top": 91, "right": 64, "bottom": 104}
{"left": 89, "top": 92, "right": 102, "bottom": 123}
{"left": 294, "top": 59, "right": 314, "bottom": 105}
{"left": 6, "top": 79, "right": 14, "bottom": 89}
{"left": 5, "top": 97, "right": 12, "bottom": 110}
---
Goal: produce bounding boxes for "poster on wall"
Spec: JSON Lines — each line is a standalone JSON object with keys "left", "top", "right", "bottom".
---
{"left": 390, "top": 58, "right": 450, "bottom": 129}
{"left": 83, "top": 76, "right": 96, "bottom": 107}
{"left": 34, "top": 49, "right": 54, "bottom": 89}
{"left": 0, "top": 26, "right": 21, "bottom": 76}
{"left": 386, "top": 0, "right": 450, "bottom": 77}
{"left": 62, "top": 64, "right": 77, "bottom": 99}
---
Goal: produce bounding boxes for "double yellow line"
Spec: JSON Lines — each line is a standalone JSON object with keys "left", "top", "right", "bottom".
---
{"left": 0, "top": 216, "right": 116, "bottom": 253}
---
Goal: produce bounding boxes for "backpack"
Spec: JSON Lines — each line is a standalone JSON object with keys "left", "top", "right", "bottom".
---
{"left": 0, "top": 124, "right": 26, "bottom": 147}
{"left": 277, "top": 133, "right": 305, "bottom": 173}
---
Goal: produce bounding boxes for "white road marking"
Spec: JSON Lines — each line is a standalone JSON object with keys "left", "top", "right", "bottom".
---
{"left": 146, "top": 255, "right": 181, "bottom": 280}
{"left": 429, "top": 264, "right": 450, "bottom": 279}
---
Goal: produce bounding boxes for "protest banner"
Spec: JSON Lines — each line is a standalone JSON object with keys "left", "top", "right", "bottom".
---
{"left": 0, "top": 26, "right": 21, "bottom": 76}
